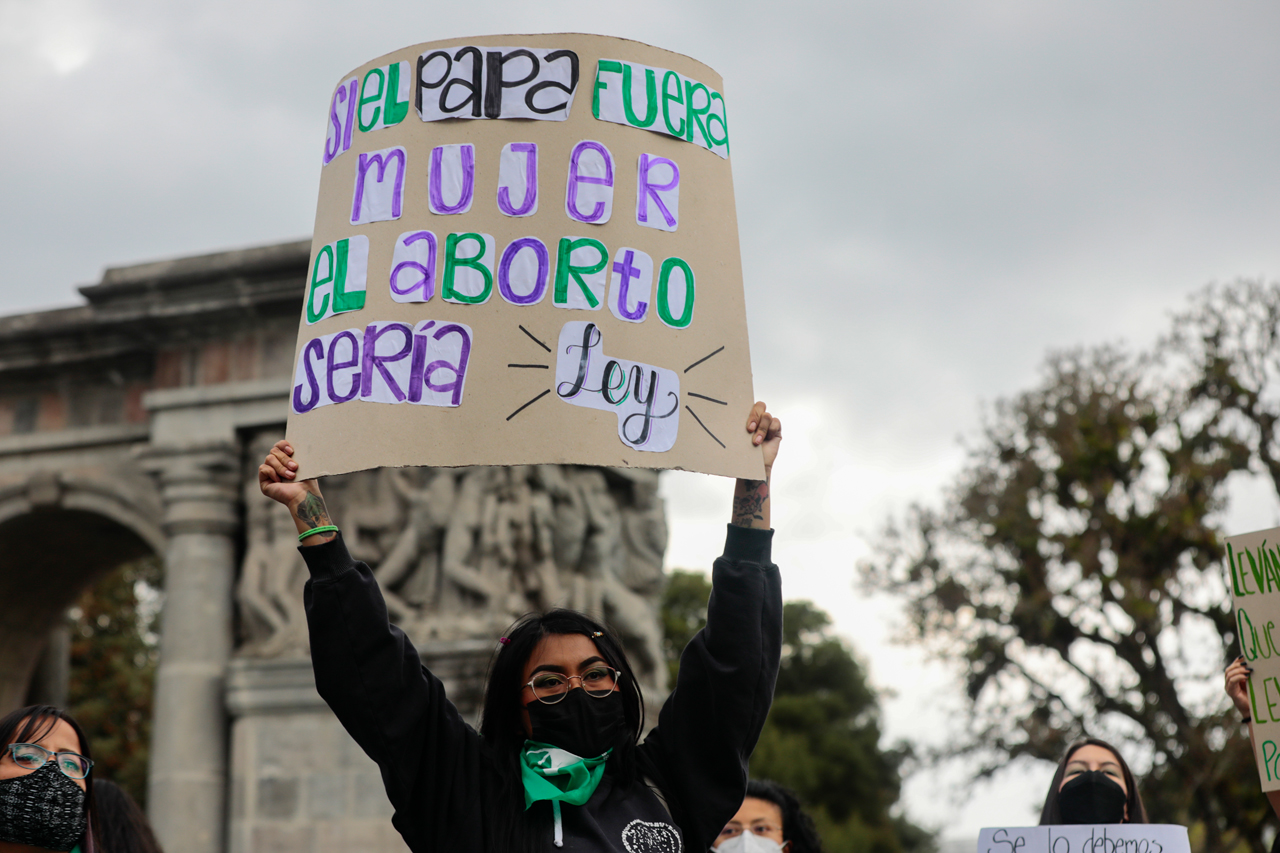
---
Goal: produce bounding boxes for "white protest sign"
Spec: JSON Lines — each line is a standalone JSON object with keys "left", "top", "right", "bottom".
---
{"left": 1225, "top": 526, "right": 1280, "bottom": 791}
{"left": 287, "top": 34, "right": 760, "bottom": 480}
{"left": 977, "top": 825, "right": 1189, "bottom": 853}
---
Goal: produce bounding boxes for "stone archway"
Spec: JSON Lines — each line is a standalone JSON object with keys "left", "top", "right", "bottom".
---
{"left": 0, "top": 475, "right": 164, "bottom": 714}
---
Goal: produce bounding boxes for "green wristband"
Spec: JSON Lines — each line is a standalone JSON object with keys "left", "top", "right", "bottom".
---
{"left": 298, "top": 525, "right": 339, "bottom": 542}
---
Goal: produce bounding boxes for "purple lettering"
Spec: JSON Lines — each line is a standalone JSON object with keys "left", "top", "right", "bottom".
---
{"left": 325, "top": 330, "right": 361, "bottom": 403}
{"left": 292, "top": 338, "right": 324, "bottom": 413}
{"left": 352, "top": 148, "right": 407, "bottom": 223}
{"left": 424, "top": 323, "right": 472, "bottom": 406}
{"left": 566, "top": 140, "right": 614, "bottom": 223}
{"left": 636, "top": 153, "right": 679, "bottom": 228}
{"left": 343, "top": 79, "right": 356, "bottom": 150}
{"left": 498, "top": 237, "right": 549, "bottom": 305}
{"left": 408, "top": 321, "right": 436, "bottom": 403}
{"left": 360, "top": 323, "right": 413, "bottom": 402}
{"left": 429, "top": 144, "right": 476, "bottom": 215}
{"left": 611, "top": 249, "right": 647, "bottom": 321}
{"left": 390, "top": 231, "right": 436, "bottom": 301}
{"left": 325, "top": 84, "right": 348, "bottom": 164}
{"left": 498, "top": 142, "right": 538, "bottom": 216}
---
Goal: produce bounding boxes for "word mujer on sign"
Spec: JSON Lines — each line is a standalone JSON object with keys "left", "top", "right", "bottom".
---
{"left": 307, "top": 232, "right": 695, "bottom": 330}
{"left": 346, "top": 139, "right": 679, "bottom": 230}
{"left": 978, "top": 825, "right": 1189, "bottom": 853}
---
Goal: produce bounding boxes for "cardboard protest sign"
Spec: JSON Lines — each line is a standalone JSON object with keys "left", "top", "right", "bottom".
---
{"left": 977, "top": 825, "right": 1190, "bottom": 853}
{"left": 1226, "top": 525, "right": 1280, "bottom": 791}
{"left": 286, "top": 34, "right": 762, "bottom": 480}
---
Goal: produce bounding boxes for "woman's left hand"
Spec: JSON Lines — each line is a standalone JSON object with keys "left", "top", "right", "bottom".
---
{"left": 746, "top": 401, "right": 782, "bottom": 473}
{"left": 1226, "top": 655, "right": 1254, "bottom": 718}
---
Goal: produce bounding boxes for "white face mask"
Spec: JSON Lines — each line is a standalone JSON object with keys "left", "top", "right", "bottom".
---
{"left": 712, "top": 832, "right": 787, "bottom": 853}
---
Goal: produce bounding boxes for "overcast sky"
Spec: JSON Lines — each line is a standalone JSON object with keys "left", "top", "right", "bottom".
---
{"left": 5, "top": 0, "right": 1280, "bottom": 840}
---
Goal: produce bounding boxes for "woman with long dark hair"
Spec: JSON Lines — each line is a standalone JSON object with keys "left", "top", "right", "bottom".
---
{"left": 1038, "top": 738, "right": 1148, "bottom": 825}
{"left": 260, "top": 402, "right": 784, "bottom": 852}
{"left": 0, "top": 705, "right": 98, "bottom": 853}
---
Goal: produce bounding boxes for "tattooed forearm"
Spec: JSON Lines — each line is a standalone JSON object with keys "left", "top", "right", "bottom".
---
{"left": 731, "top": 479, "right": 769, "bottom": 528}
{"left": 294, "top": 493, "right": 333, "bottom": 530}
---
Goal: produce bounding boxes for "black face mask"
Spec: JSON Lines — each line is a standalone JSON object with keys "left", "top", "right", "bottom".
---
{"left": 526, "top": 688, "right": 628, "bottom": 759}
{"left": 0, "top": 760, "right": 89, "bottom": 851}
{"left": 1057, "top": 770, "right": 1128, "bottom": 824}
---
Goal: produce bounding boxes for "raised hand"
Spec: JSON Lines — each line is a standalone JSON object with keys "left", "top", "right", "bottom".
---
{"left": 1226, "top": 655, "right": 1254, "bottom": 718}
{"left": 746, "top": 401, "right": 782, "bottom": 472}
{"left": 258, "top": 440, "right": 335, "bottom": 544}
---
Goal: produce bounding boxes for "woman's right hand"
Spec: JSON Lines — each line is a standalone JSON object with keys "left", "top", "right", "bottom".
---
{"left": 258, "top": 440, "right": 322, "bottom": 510}
{"left": 1226, "top": 655, "right": 1254, "bottom": 718}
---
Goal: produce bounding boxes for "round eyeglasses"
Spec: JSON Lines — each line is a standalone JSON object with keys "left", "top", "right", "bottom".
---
{"left": 525, "top": 666, "right": 621, "bottom": 704}
{"left": 4, "top": 743, "right": 93, "bottom": 780}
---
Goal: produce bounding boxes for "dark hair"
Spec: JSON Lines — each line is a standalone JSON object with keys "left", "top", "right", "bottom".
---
{"left": 0, "top": 704, "right": 99, "bottom": 853}
{"left": 479, "top": 608, "right": 646, "bottom": 851}
{"left": 1038, "top": 737, "right": 1148, "bottom": 825}
{"left": 93, "top": 779, "right": 164, "bottom": 853}
{"left": 745, "top": 779, "right": 824, "bottom": 853}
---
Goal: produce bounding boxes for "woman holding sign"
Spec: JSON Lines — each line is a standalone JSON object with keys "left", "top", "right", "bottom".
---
{"left": 1038, "top": 738, "right": 1149, "bottom": 825}
{"left": 258, "top": 402, "right": 783, "bottom": 853}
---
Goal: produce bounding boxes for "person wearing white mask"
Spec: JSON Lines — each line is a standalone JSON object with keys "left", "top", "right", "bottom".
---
{"left": 713, "top": 780, "right": 823, "bottom": 853}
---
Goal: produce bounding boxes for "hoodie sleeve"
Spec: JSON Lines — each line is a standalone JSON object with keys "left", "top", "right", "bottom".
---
{"left": 637, "top": 524, "right": 783, "bottom": 853}
{"left": 300, "top": 533, "right": 493, "bottom": 852}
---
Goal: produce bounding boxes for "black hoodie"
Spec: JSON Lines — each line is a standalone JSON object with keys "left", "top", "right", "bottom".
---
{"left": 300, "top": 523, "right": 782, "bottom": 853}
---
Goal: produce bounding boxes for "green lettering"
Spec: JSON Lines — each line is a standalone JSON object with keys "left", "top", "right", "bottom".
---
{"left": 1265, "top": 739, "right": 1279, "bottom": 782}
{"left": 622, "top": 63, "right": 657, "bottom": 128}
{"left": 383, "top": 62, "right": 409, "bottom": 126}
{"left": 442, "top": 233, "right": 493, "bottom": 304}
{"left": 656, "top": 257, "right": 695, "bottom": 328}
{"left": 306, "top": 245, "right": 334, "bottom": 323}
{"left": 554, "top": 238, "right": 607, "bottom": 308}
{"left": 330, "top": 239, "right": 365, "bottom": 313}
{"left": 1248, "top": 545, "right": 1266, "bottom": 595}
{"left": 358, "top": 67, "right": 385, "bottom": 132}
{"left": 1244, "top": 545, "right": 1264, "bottom": 591}
{"left": 1266, "top": 677, "right": 1280, "bottom": 723}
{"left": 1251, "top": 677, "right": 1266, "bottom": 724}
{"left": 1229, "top": 542, "right": 1248, "bottom": 596}
{"left": 593, "top": 60, "right": 623, "bottom": 120}
{"left": 661, "top": 70, "right": 685, "bottom": 137}
{"left": 1240, "top": 608, "right": 1259, "bottom": 660}
{"left": 684, "top": 79, "right": 711, "bottom": 145}
{"left": 706, "top": 91, "right": 730, "bottom": 153}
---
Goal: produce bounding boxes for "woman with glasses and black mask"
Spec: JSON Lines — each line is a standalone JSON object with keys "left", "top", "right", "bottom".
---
{"left": 0, "top": 705, "right": 98, "bottom": 853}
{"left": 259, "top": 402, "right": 784, "bottom": 853}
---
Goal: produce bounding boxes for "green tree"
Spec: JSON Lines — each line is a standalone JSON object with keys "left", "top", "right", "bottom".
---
{"left": 66, "top": 556, "right": 162, "bottom": 809}
{"left": 662, "top": 571, "right": 935, "bottom": 853}
{"left": 860, "top": 287, "right": 1280, "bottom": 853}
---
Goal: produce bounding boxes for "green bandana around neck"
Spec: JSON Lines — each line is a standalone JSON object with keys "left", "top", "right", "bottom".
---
{"left": 519, "top": 740, "right": 612, "bottom": 810}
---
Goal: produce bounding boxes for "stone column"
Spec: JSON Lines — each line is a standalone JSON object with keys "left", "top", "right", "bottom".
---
{"left": 141, "top": 444, "right": 240, "bottom": 853}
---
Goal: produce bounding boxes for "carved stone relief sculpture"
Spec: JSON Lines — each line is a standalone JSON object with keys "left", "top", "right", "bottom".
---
{"left": 234, "top": 430, "right": 671, "bottom": 694}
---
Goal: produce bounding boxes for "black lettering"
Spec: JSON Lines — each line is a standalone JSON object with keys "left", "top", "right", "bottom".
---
{"left": 416, "top": 50, "right": 452, "bottom": 114}
{"left": 484, "top": 49, "right": 539, "bottom": 118}
{"left": 526, "top": 49, "right": 579, "bottom": 114}
{"left": 622, "top": 368, "right": 678, "bottom": 445}
{"left": 556, "top": 323, "right": 601, "bottom": 399}
{"left": 440, "top": 46, "right": 483, "bottom": 117}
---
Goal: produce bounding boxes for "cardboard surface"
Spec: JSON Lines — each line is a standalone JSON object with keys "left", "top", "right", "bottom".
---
{"left": 287, "top": 34, "right": 762, "bottom": 480}
{"left": 977, "top": 825, "right": 1189, "bottom": 853}
{"left": 1225, "top": 526, "right": 1280, "bottom": 792}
